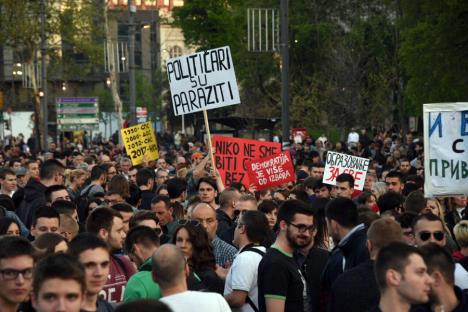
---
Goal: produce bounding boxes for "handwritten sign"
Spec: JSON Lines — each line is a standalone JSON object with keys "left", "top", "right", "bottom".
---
{"left": 121, "top": 122, "right": 159, "bottom": 166}
{"left": 247, "top": 152, "right": 295, "bottom": 191}
{"left": 323, "top": 151, "right": 370, "bottom": 191}
{"left": 424, "top": 103, "right": 468, "bottom": 196}
{"left": 212, "top": 136, "right": 281, "bottom": 187}
{"left": 166, "top": 46, "right": 240, "bottom": 116}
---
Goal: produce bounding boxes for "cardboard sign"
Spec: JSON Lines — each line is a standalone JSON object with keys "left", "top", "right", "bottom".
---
{"left": 166, "top": 46, "right": 240, "bottom": 116}
{"left": 121, "top": 122, "right": 159, "bottom": 166}
{"left": 424, "top": 103, "right": 468, "bottom": 196}
{"left": 247, "top": 151, "right": 295, "bottom": 191}
{"left": 212, "top": 136, "right": 281, "bottom": 187}
{"left": 323, "top": 151, "right": 370, "bottom": 191}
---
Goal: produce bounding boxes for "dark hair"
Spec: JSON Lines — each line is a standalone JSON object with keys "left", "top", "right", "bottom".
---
{"left": 404, "top": 190, "right": 427, "bottom": 214}
{"left": 240, "top": 210, "right": 272, "bottom": 246}
{"left": 375, "top": 242, "right": 423, "bottom": 290}
{"left": 112, "top": 203, "right": 134, "bottom": 214}
{"left": 312, "top": 180, "right": 331, "bottom": 191}
{"left": 385, "top": 170, "right": 404, "bottom": 183}
{"left": 0, "top": 217, "right": 20, "bottom": 235}
{"left": 40, "top": 159, "right": 65, "bottom": 180}
{"left": 229, "top": 182, "right": 245, "bottom": 192}
{"left": 151, "top": 195, "right": 171, "bottom": 207}
{"left": 0, "top": 235, "right": 35, "bottom": 260}
{"left": 336, "top": 173, "right": 355, "bottom": 188}
{"left": 396, "top": 212, "right": 418, "bottom": 229}
{"left": 45, "top": 185, "right": 68, "bottom": 203}
{"left": 86, "top": 207, "right": 122, "bottom": 234}
{"left": 33, "top": 233, "right": 68, "bottom": 257}
{"left": 129, "top": 210, "right": 159, "bottom": 229}
{"left": 108, "top": 174, "right": 130, "bottom": 198}
{"left": 170, "top": 201, "right": 185, "bottom": 220}
{"left": 377, "top": 192, "right": 405, "bottom": 214}
{"left": 115, "top": 300, "right": 172, "bottom": 312}
{"left": 357, "top": 192, "right": 375, "bottom": 205}
{"left": 197, "top": 176, "right": 217, "bottom": 192}
{"left": 90, "top": 165, "right": 106, "bottom": 181}
{"left": 277, "top": 199, "right": 314, "bottom": 224}
{"left": 258, "top": 200, "right": 278, "bottom": 214}
{"left": 290, "top": 190, "right": 309, "bottom": 203}
{"left": 52, "top": 200, "right": 77, "bottom": 216}
{"left": 420, "top": 243, "right": 455, "bottom": 285}
{"left": 412, "top": 213, "right": 444, "bottom": 231}
{"left": 124, "top": 225, "right": 160, "bottom": 254}
{"left": 167, "top": 178, "right": 187, "bottom": 199}
{"left": 303, "top": 177, "right": 318, "bottom": 189}
{"left": 32, "top": 253, "right": 85, "bottom": 296}
{"left": 325, "top": 197, "right": 358, "bottom": 228}
{"left": 68, "top": 233, "right": 109, "bottom": 257}
{"left": 310, "top": 198, "right": 329, "bottom": 249}
{"left": 172, "top": 224, "right": 216, "bottom": 271}
{"left": 219, "top": 188, "right": 240, "bottom": 209}
{"left": 357, "top": 207, "right": 380, "bottom": 228}
{"left": 0, "top": 168, "right": 15, "bottom": 179}
{"left": 136, "top": 168, "right": 155, "bottom": 187}
{"left": 156, "top": 184, "right": 168, "bottom": 195}
{"left": 32, "top": 206, "right": 60, "bottom": 227}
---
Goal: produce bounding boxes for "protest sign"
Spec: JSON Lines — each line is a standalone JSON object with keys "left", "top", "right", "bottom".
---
{"left": 423, "top": 103, "right": 468, "bottom": 196}
{"left": 323, "top": 151, "right": 370, "bottom": 191}
{"left": 121, "top": 122, "right": 159, "bottom": 166}
{"left": 247, "top": 151, "right": 295, "bottom": 191}
{"left": 166, "top": 46, "right": 241, "bottom": 116}
{"left": 212, "top": 136, "right": 281, "bottom": 187}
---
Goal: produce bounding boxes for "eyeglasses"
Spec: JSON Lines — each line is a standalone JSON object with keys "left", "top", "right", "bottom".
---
{"left": 288, "top": 222, "right": 315, "bottom": 233}
{"left": 178, "top": 219, "right": 200, "bottom": 227}
{"left": 418, "top": 231, "right": 445, "bottom": 241}
{"left": 0, "top": 268, "right": 33, "bottom": 280}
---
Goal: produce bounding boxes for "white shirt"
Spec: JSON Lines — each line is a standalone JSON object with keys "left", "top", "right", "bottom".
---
{"left": 347, "top": 131, "right": 359, "bottom": 144}
{"left": 455, "top": 263, "right": 468, "bottom": 290}
{"left": 160, "top": 291, "right": 231, "bottom": 312}
{"left": 224, "top": 246, "right": 266, "bottom": 312}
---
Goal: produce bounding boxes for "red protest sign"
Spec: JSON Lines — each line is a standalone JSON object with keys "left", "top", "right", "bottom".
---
{"left": 212, "top": 136, "right": 281, "bottom": 187}
{"left": 247, "top": 151, "right": 295, "bottom": 191}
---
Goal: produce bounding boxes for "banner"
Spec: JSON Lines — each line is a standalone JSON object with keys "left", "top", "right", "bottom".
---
{"left": 247, "top": 151, "right": 295, "bottom": 191}
{"left": 212, "top": 136, "right": 281, "bottom": 187}
{"left": 424, "top": 103, "right": 468, "bottom": 196}
{"left": 166, "top": 46, "right": 241, "bottom": 116}
{"left": 121, "top": 122, "right": 159, "bottom": 166}
{"left": 323, "top": 151, "right": 370, "bottom": 191}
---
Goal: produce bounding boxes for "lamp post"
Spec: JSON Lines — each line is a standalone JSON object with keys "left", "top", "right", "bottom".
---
{"left": 40, "top": 0, "right": 48, "bottom": 151}
{"left": 280, "top": 0, "right": 290, "bottom": 150}
{"left": 128, "top": 0, "right": 137, "bottom": 126}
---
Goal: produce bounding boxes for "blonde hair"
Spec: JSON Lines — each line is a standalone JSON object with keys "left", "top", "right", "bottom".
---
{"left": 454, "top": 220, "right": 468, "bottom": 248}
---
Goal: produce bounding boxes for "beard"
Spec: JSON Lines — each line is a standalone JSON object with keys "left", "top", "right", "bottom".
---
{"left": 286, "top": 226, "right": 312, "bottom": 249}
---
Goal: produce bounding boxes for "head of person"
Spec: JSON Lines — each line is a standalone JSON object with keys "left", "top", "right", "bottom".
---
{"left": 45, "top": 185, "right": 70, "bottom": 205}
{"left": 107, "top": 174, "right": 130, "bottom": 200}
{"left": 197, "top": 177, "right": 218, "bottom": 205}
{"left": 127, "top": 166, "right": 138, "bottom": 185}
{"left": 156, "top": 184, "right": 168, "bottom": 196}
{"left": 124, "top": 225, "right": 160, "bottom": 268}
{"left": 396, "top": 212, "right": 418, "bottom": 246}
{"left": 412, "top": 213, "right": 446, "bottom": 247}
{"left": 399, "top": 158, "right": 412, "bottom": 175}
{"left": 273, "top": 188, "right": 290, "bottom": 203}
{"left": 310, "top": 164, "right": 325, "bottom": 179}
{"left": 377, "top": 191, "right": 405, "bottom": 215}
{"left": 136, "top": 168, "right": 155, "bottom": 189}
{"left": 219, "top": 187, "right": 241, "bottom": 211}
{"left": 155, "top": 168, "right": 169, "bottom": 186}
{"left": 32, "top": 253, "right": 85, "bottom": 312}
{"left": 112, "top": 203, "right": 134, "bottom": 234}
{"left": 114, "top": 300, "right": 172, "bottom": 312}
{"left": 364, "top": 172, "right": 377, "bottom": 192}
{"left": 68, "top": 233, "right": 110, "bottom": 297}
{"left": 86, "top": 207, "right": 126, "bottom": 251}
{"left": 419, "top": 243, "right": 456, "bottom": 298}
{"left": 312, "top": 180, "right": 332, "bottom": 199}
{"left": 104, "top": 190, "right": 125, "bottom": 207}
{"left": 277, "top": 199, "right": 315, "bottom": 249}
{"left": 52, "top": 200, "right": 78, "bottom": 221}
{"left": 385, "top": 171, "right": 404, "bottom": 194}
{"left": 375, "top": 242, "right": 431, "bottom": 305}
{"left": 40, "top": 159, "right": 66, "bottom": 186}
{"left": 59, "top": 214, "right": 79, "bottom": 242}
{"left": 453, "top": 220, "right": 468, "bottom": 251}
{"left": 366, "top": 217, "right": 403, "bottom": 259}
{"left": 0, "top": 217, "right": 21, "bottom": 236}
{"left": 129, "top": 210, "right": 161, "bottom": 233}
{"left": 156, "top": 158, "right": 168, "bottom": 170}
{"left": 167, "top": 177, "right": 188, "bottom": 201}
{"left": 31, "top": 206, "right": 60, "bottom": 239}
{"left": 152, "top": 244, "right": 189, "bottom": 292}
{"left": 90, "top": 165, "right": 106, "bottom": 185}
{"left": 325, "top": 197, "right": 358, "bottom": 243}
{"left": 190, "top": 203, "right": 218, "bottom": 241}
{"left": 234, "top": 210, "right": 272, "bottom": 248}
{"left": 0, "top": 168, "right": 17, "bottom": 193}
{"left": 403, "top": 190, "right": 427, "bottom": 214}
{"left": 357, "top": 191, "right": 377, "bottom": 210}
{"left": 422, "top": 198, "right": 443, "bottom": 218}
{"left": 150, "top": 195, "right": 173, "bottom": 226}
{"left": 33, "top": 232, "right": 68, "bottom": 257}
{"left": 69, "top": 169, "right": 87, "bottom": 188}
{"left": 120, "top": 158, "right": 132, "bottom": 174}
{"left": 236, "top": 193, "right": 258, "bottom": 215}
{"left": 258, "top": 200, "right": 279, "bottom": 230}
{"left": 26, "top": 160, "right": 40, "bottom": 179}
{"left": 172, "top": 222, "right": 215, "bottom": 271}
{"left": 0, "top": 236, "right": 35, "bottom": 307}
{"left": 335, "top": 173, "right": 354, "bottom": 199}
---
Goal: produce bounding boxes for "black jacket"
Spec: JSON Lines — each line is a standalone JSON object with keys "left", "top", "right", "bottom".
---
{"left": 216, "top": 209, "right": 234, "bottom": 236}
{"left": 139, "top": 190, "right": 155, "bottom": 210}
{"left": 16, "top": 179, "right": 47, "bottom": 228}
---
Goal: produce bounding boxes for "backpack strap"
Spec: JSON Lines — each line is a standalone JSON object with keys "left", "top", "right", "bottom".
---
{"left": 239, "top": 244, "right": 265, "bottom": 312}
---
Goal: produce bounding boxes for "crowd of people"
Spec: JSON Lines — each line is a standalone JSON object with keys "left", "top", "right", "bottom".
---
{"left": 0, "top": 128, "right": 466, "bottom": 312}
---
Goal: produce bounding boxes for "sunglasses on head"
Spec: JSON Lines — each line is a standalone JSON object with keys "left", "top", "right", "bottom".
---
{"left": 418, "top": 231, "right": 444, "bottom": 241}
{"left": 178, "top": 219, "right": 200, "bottom": 227}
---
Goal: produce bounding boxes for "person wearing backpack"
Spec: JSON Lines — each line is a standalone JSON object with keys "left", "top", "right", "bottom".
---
{"left": 224, "top": 210, "right": 271, "bottom": 312}
{"left": 76, "top": 166, "right": 106, "bottom": 222}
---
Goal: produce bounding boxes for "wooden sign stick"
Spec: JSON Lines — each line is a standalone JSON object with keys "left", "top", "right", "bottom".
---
{"left": 203, "top": 109, "right": 217, "bottom": 172}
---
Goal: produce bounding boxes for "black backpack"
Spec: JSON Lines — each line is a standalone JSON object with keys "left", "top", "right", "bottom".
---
{"left": 75, "top": 185, "right": 93, "bottom": 222}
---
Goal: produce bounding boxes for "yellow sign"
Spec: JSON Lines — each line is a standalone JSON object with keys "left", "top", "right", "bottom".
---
{"left": 121, "top": 122, "right": 159, "bottom": 165}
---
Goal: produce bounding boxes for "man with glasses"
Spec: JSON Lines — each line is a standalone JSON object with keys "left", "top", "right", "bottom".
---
{"left": 258, "top": 199, "right": 315, "bottom": 312}
{"left": 413, "top": 213, "right": 447, "bottom": 247}
{"left": 0, "top": 236, "right": 35, "bottom": 312}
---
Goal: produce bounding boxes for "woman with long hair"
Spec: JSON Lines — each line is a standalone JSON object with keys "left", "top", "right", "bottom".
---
{"left": 172, "top": 222, "right": 224, "bottom": 294}
{"left": 0, "top": 217, "right": 21, "bottom": 236}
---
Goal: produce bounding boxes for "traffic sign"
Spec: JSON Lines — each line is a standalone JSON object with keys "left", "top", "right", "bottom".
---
{"left": 56, "top": 97, "right": 99, "bottom": 131}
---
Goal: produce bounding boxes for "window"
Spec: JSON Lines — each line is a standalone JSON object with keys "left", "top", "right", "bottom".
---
{"left": 169, "top": 45, "right": 183, "bottom": 58}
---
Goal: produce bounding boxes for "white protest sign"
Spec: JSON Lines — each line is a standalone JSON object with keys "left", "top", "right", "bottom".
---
{"left": 423, "top": 103, "right": 468, "bottom": 197}
{"left": 323, "top": 151, "right": 370, "bottom": 191}
{"left": 166, "top": 46, "right": 240, "bottom": 116}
